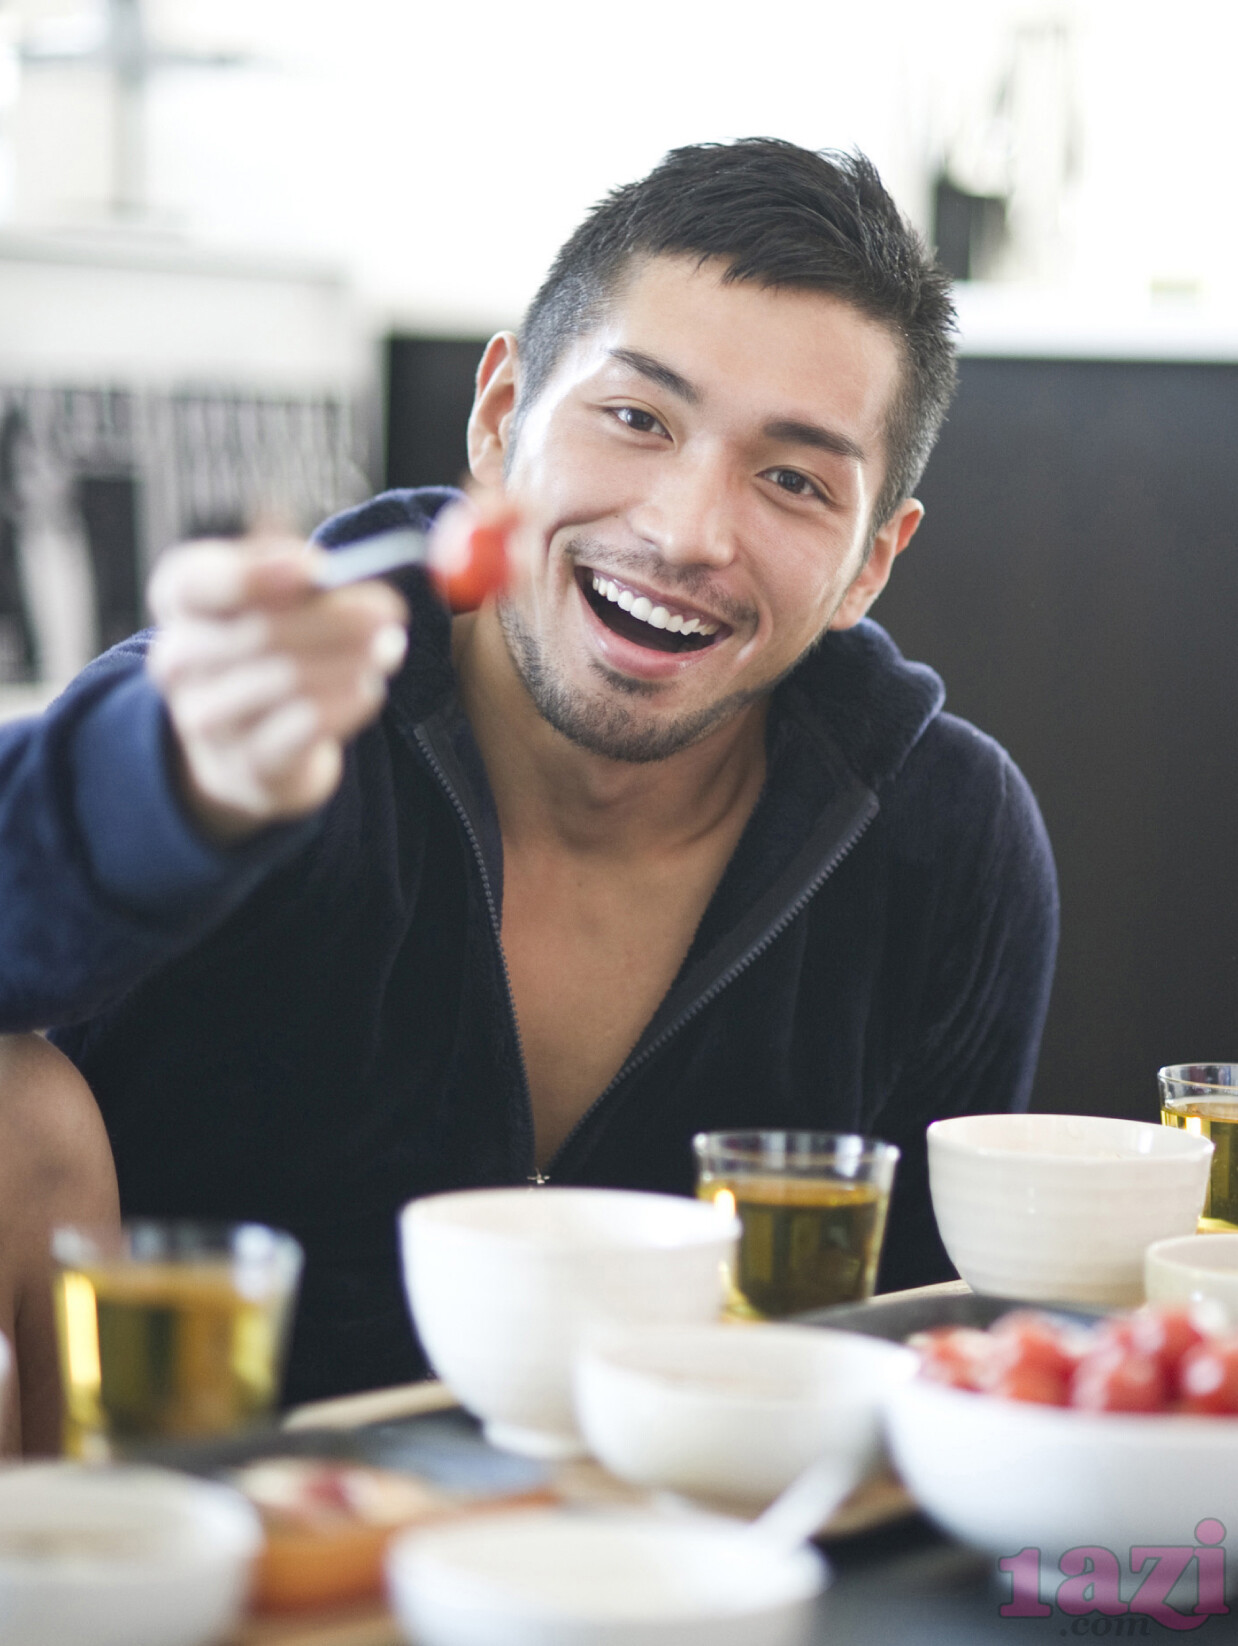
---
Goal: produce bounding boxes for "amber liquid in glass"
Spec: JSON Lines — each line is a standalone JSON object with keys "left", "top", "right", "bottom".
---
{"left": 699, "top": 1176, "right": 888, "bottom": 1317}
{"left": 1161, "top": 1104, "right": 1238, "bottom": 1231}
{"left": 53, "top": 1261, "right": 286, "bottom": 1457}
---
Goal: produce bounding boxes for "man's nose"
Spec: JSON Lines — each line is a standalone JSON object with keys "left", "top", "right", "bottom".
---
{"left": 629, "top": 449, "right": 738, "bottom": 569}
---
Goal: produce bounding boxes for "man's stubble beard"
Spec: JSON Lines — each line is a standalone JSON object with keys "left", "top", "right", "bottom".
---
{"left": 496, "top": 594, "right": 804, "bottom": 765}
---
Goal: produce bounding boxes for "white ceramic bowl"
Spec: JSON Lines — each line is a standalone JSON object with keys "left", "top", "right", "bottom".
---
{"left": 574, "top": 1323, "right": 915, "bottom": 1511}
{"left": 886, "top": 1374, "right": 1238, "bottom": 1575}
{"left": 927, "top": 1112, "right": 1213, "bottom": 1305}
{"left": 387, "top": 1508, "right": 826, "bottom": 1646}
{"left": 0, "top": 1463, "right": 262, "bottom": 1646}
{"left": 400, "top": 1188, "right": 739, "bottom": 1458}
{"left": 1146, "top": 1232, "right": 1238, "bottom": 1323}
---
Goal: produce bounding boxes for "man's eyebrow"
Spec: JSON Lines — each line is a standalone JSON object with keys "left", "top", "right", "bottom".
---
{"left": 607, "top": 348, "right": 700, "bottom": 404}
{"left": 763, "top": 418, "right": 866, "bottom": 465}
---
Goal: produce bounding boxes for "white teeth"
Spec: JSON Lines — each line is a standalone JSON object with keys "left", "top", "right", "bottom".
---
{"left": 588, "top": 572, "right": 719, "bottom": 639}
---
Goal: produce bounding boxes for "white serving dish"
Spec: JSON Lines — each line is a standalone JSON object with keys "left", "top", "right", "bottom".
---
{"left": 387, "top": 1507, "right": 826, "bottom": 1646}
{"left": 0, "top": 1463, "right": 261, "bottom": 1646}
{"left": 928, "top": 1112, "right": 1213, "bottom": 1305}
{"left": 885, "top": 1374, "right": 1238, "bottom": 1574}
{"left": 1146, "top": 1232, "right": 1238, "bottom": 1323}
{"left": 400, "top": 1187, "right": 738, "bottom": 1458}
{"left": 574, "top": 1323, "right": 915, "bottom": 1511}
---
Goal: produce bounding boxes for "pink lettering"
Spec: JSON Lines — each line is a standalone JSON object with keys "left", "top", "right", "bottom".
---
{"left": 1193, "top": 1521, "right": 1229, "bottom": 1618}
{"left": 1129, "top": 1547, "right": 1209, "bottom": 1631}
{"left": 999, "top": 1546, "right": 1051, "bottom": 1617}
{"left": 1056, "top": 1546, "right": 1127, "bottom": 1615}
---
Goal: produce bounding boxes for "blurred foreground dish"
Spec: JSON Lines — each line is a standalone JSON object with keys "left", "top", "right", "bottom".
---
{"left": 231, "top": 1458, "right": 555, "bottom": 1613}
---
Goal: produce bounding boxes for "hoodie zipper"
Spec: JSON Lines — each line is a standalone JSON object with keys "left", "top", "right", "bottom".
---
{"left": 412, "top": 723, "right": 541, "bottom": 1183}
{"left": 416, "top": 719, "right": 877, "bottom": 1189}
{"left": 545, "top": 796, "right": 878, "bottom": 1177}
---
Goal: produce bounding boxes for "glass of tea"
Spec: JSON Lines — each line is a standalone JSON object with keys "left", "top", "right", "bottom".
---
{"left": 1160, "top": 1064, "right": 1238, "bottom": 1232}
{"left": 51, "top": 1220, "right": 303, "bottom": 1459}
{"left": 692, "top": 1130, "right": 899, "bottom": 1319}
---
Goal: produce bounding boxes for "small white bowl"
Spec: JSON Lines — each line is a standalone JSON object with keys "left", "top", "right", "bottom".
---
{"left": 1146, "top": 1232, "right": 1238, "bottom": 1323}
{"left": 0, "top": 1463, "right": 262, "bottom": 1646}
{"left": 387, "top": 1508, "right": 826, "bottom": 1646}
{"left": 400, "top": 1188, "right": 739, "bottom": 1458}
{"left": 574, "top": 1323, "right": 915, "bottom": 1512}
{"left": 928, "top": 1112, "right": 1213, "bottom": 1305}
{"left": 885, "top": 1375, "right": 1238, "bottom": 1575}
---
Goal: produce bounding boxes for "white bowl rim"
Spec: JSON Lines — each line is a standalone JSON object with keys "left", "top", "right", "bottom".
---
{"left": 889, "top": 1372, "right": 1238, "bottom": 1447}
{"left": 928, "top": 1112, "right": 1214, "bottom": 1165}
{"left": 387, "top": 1508, "right": 827, "bottom": 1619}
{"left": 578, "top": 1321, "right": 917, "bottom": 1390}
{"left": 1146, "top": 1232, "right": 1238, "bottom": 1274}
{"left": 402, "top": 1186, "right": 740, "bottom": 1250}
{"left": 0, "top": 1463, "right": 261, "bottom": 1577}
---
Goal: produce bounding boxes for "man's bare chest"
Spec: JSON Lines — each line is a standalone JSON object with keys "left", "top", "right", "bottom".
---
{"left": 499, "top": 849, "right": 723, "bottom": 1169}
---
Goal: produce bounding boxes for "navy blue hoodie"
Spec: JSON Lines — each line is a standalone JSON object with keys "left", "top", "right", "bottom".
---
{"left": 0, "top": 489, "right": 1058, "bottom": 1403}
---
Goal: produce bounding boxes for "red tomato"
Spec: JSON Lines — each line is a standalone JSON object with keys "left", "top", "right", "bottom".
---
{"left": 1178, "top": 1338, "right": 1238, "bottom": 1414}
{"left": 984, "top": 1311, "right": 1080, "bottom": 1387}
{"left": 1128, "top": 1305, "right": 1208, "bottom": 1380}
{"left": 910, "top": 1326, "right": 993, "bottom": 1391}
{"left": 1071, "top": 1347, "right": 1169, "bottom": 1413}
{"left": 991, "top": 1363, "right": 1071, "bottom": 1405}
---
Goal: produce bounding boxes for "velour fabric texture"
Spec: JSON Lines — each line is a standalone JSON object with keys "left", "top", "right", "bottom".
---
{"left": 0, "top": 488, "right": 1059, "bottom": 1404}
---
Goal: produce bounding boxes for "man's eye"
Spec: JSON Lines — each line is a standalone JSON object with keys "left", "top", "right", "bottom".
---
{"left": 612, "top": 407, "right": 665, "bottom": 435}
{"left": 764, "top": 468, "right": 821, "bottom": 499}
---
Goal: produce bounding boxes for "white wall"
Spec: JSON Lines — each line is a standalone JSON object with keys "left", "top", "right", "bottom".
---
{"left": 3, "top": 0, "right": 1236, "bottom": 333}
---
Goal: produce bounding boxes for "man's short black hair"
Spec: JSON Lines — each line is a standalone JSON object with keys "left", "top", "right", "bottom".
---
{"left": 518, "top": 138, "right": 957, "bottom": 530}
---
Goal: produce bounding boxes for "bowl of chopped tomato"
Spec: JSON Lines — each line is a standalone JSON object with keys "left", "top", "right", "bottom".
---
{"left": 884, "top": 1303, "right": 1238, "bottom": 1575}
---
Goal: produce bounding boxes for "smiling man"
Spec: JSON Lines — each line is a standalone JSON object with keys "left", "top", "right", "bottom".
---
{"left": 0, "top": 140, "right": 1057, "bottom": 1415}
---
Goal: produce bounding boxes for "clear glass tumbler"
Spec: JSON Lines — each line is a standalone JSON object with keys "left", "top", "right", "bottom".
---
{"left": 692, "top": 1130, "right": 899, "bottom": 1319}
{"left": 1159, "top": 1064, "right": 1238, "bottom": 1233}
{"left": 52, "top": 1220, "right": 303, "bottom": 1458}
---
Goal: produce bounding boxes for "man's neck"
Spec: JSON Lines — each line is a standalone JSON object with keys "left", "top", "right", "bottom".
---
{"left": 451, "top": 608, "right": 768, "bottom": 862}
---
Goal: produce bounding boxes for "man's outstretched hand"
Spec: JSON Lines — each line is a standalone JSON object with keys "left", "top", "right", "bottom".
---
{"left": 146, "top": 531, "right": 408, "bottom": 844}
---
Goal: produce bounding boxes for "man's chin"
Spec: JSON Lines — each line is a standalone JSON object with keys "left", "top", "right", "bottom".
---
{"left": 498, "top": 601, "right": 761, "bottom": 764}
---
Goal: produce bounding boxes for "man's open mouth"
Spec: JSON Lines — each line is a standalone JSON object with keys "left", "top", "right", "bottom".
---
{"left": 578, "top": 569, "right": 726, "bottom": 655}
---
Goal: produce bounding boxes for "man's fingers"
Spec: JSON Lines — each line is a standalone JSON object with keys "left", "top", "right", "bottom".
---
{"left": 147, "top": 532, "right": 410, "bottom": 838}
{"left": 148, "top": 612, "right": 271, "bottom": 684}
{"left": 148, "top": 538, "right": 321, "bottom": 622}
{"left": 170, "top": 655, "right": 300, "bottom": 739}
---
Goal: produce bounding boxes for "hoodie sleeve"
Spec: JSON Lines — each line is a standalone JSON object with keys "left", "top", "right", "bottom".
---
{"left": 0, "top": 636, "right": 315, "bottom": 1030}
{"left": 869, "top": 728, "right": 1060, "bottom": 1291}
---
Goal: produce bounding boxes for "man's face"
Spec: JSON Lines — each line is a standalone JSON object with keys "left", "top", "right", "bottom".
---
{"left": 469, "top": 255, "right": 920, "bottom": 763}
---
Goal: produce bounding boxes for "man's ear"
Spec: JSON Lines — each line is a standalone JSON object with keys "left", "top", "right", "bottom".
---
{"left": 467, "top": 332, "right": 519, "bottom": 486}
{"left": 828, "top": 497, "right": 924, "bottom": 631}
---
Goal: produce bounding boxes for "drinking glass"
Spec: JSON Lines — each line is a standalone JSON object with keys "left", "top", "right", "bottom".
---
{"left": 692, "top": 1130, "right": 899, "bottom": 1319}
{"left": 1159, "top": 1064, "right": 1238, "bottom": 1232}
{"left": 52, "top": 1220, "right": 303, "bottom": 1458}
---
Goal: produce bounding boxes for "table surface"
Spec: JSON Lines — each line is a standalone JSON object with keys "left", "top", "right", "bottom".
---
{"left": 217, "top": 1282, "right": 1227, "bottom": 1646}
